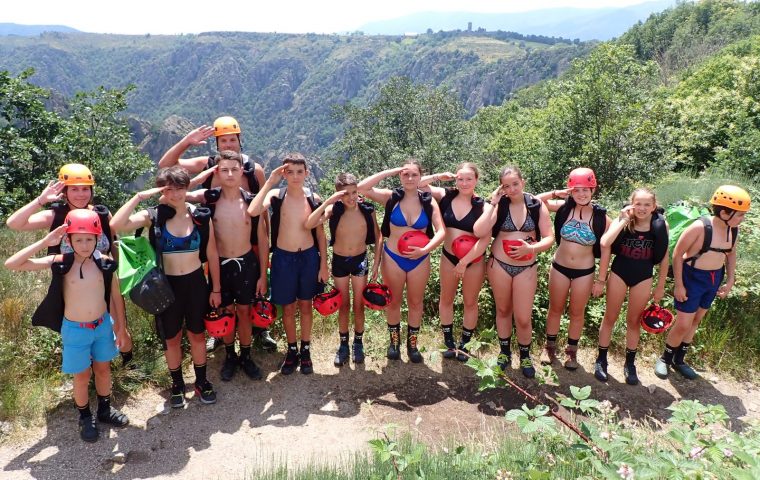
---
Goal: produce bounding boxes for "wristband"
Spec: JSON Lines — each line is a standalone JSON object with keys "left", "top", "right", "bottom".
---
{"left": 37, "top": 197, "right": 44, "bottom": 207}
{"left": 212, "top": 290, "right": 220, "bottom": 294}
{"left": 551, "top": 190, "right": 558, "bottom": 200}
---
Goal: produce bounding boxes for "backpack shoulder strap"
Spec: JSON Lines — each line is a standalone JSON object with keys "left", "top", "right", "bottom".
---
{"left": 698, "top": 216, "right": 713, "bottom": 255}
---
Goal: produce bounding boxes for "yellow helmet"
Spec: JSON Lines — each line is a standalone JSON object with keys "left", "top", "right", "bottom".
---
{"left": 58, "top": 163, "right": 94, "bottom": 186}
{"left": 710, "top": 185, "right": 751, "bottom": 212}
{"left": 213, "top": 116, "right": 241, "bottom": 137}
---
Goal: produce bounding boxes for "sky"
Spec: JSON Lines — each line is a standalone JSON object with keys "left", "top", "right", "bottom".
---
{"left": 3, "top": 0, "right": 653, "bottom": 35}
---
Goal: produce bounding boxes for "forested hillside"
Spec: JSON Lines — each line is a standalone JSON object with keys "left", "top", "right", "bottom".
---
{"left": 0, "top": 30, "right": 590, "bottom": 164}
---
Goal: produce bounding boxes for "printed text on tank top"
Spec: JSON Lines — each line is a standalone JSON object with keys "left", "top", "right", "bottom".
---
{"left": 560, "top": 209, "right": 596, "bottom": 246}
{"left": 618, "top": 229, "right": 654, "bottom": 261}
{"left": 500, "top": 205, "right": 536, "bottom": 233}
{"left": 390, "top": 203, "right": 429, "bottom": 229}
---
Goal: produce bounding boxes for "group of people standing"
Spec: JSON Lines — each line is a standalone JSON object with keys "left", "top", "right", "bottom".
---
{"left": 3, "top": 115, "right": 751, "bottom": 443}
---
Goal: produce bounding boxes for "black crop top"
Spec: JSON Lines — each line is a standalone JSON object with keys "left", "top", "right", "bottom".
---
{"left": 438, "top": 188, "right": 484, "bottom": 233}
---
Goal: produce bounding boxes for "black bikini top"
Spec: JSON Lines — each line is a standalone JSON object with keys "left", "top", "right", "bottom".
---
{"left": 438, "top": 189, "right": 484, "bottom": 233}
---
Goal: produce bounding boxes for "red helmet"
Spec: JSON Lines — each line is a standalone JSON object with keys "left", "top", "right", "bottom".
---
{"left": 502, "top": 239, "right": 534, "bottom": 262}
{"left": 640, "top": 304, "right": 674, "bottom": 334}
{"left": 64, "top": 209, "right": 102, "bottom": 236}
{"left": 567, "top": 167, "right": 597, "bottom": 189}
{"left": 452, "top": 235, "right": 482, "bottom": 263}
{"left": 313, "top": 286, "right": 342, "bottom": 316}
{"left": 251, "top": 297, "right": 276, "bottom": 328}
{"left": 204, "top": 309, "right": 235, "bottom": 338}
{"left": 362, "top": 282, "right": 392, "bottom": 310}
{"left": 397, "top": 230, "right": 429, "bottom": 254}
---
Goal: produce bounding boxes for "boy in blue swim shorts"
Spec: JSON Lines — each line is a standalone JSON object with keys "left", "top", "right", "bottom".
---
{"left": 248, "top": 153, "right": 328, "bottom": 375}
{"left": 655, "top": 185, "right": 751, "bottom": 380}
{"left": 5, "top": 209, "right": 129, "bottom": 442}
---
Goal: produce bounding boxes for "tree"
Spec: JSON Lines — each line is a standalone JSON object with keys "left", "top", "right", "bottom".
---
{"left": 329, "top": 76, "right": 478, "bottom": 178}
{"left": 479, "top": 43, "right": 672, "bottom": 194}
{"left": 0, "top": 69, "right": 152, "bottom": 218}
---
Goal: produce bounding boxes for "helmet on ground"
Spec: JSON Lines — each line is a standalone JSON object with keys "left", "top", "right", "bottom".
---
{"left": 204, "top": 309, "right": 235, "bottom": 338}
{"left": 251, "top": 297, "right": 276, "bottom": 328}
{"left": 213, "top": 116, "right": 241, "bottom": 137}
{"left": 397, "top": 230, "right": 429, "bottom": 255}
{"left": 710, "top": 185, "right": 751, "bottom": 212}
{"left": 452, "top": 234, "right": 482, "bottom": 263}
{"left": 567, "top": 167, "right": 597, "bottom": 189}
{"left": 640, "top": 304, "right": 674, "bottom": 334}
{"left": 313, "top": 286, "right": 342, "bottom": 316}
{"left": 363, "top": 283, "right": 392, "bottom": 310}
{"left": 58, "top": 163, "right": 94, "bottom": 186}
{"left": 64, "top": 209, "right": 102, "bottom": 236}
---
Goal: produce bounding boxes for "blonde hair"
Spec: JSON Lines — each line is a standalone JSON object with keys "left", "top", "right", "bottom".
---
{"left": 626, "top": 187, "right": 658, "bottom": 233}
{"left": 456, "top": 162, "right": 480, "bottom": 179}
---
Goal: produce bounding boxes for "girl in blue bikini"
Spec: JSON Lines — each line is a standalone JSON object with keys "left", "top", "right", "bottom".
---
{"left": 537, "top": 168, "right": 611, "bottom": 370}
{"left": 358, "top": 160, "right": 446, "bottom": 363}
{"left": 474, "top": 166, "right": 554, "bottom": 378}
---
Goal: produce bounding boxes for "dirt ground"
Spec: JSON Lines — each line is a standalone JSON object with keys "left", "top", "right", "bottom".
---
{"left": 1, "top": 337, "right": 758, "bottom": 480}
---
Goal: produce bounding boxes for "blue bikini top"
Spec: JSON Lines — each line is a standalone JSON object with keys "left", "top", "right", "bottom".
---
{"left": 159, "top": 225, "right": 201, "bottom": 254}
{"left": 559, "top": 215, "right": 596, "bottom": 246}
{"left": 390, "top": 203, "right": 429, "bottom": 229}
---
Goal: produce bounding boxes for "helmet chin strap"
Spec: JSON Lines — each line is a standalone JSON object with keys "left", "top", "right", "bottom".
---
{"left": 718, "top": 211, "right": 735, "bottom": 241}
{"left": 78, "top": 249, "right": 100, "bottom": 279}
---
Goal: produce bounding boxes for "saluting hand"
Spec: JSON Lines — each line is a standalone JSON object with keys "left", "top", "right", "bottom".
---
{"left": 489, "top": 185, "right": 505, "bottom": 205}
{"left": 43, "top": 224, "right": 68, "bottom": 247}
{"left": 191, "top": 165, "right": 217, "bottom": 185}
{"left": 324, "top": 190, "right": 347, "bottom": 205}
{"left": 136, "top": 186, "right": 166, "bottom": 201}
{"left": 436, "top": 172, "right": 456, "bottom": 182}
{"left": 184, "top": 125, "right": 215, "bottom": 146}
{"left": 38, "top": 180, "right": 65, "bottom": 205}
{"left": 266, "top": 164, "right": 287, "bottom": 185}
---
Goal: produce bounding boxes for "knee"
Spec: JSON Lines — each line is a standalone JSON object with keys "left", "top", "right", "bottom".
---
{"left": 187, "top": 331, "right": 205, "bottom": 345}
{"left": 462, "top": 297, "right": 478, "bottom": 310}
{"left": 407, "top": 298, "right": 423, "bottom": 312}
{"left": 91, "top": 361, "right": 109, "bottom": 374}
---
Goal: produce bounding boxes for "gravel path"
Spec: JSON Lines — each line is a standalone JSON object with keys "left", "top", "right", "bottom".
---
{"left": 1, "top": 339, "right": 758, "bottom": 480}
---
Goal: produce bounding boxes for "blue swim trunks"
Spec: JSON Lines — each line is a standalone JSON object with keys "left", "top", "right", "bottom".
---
{"left": 61, "top": 312, "right": 118, "bottom": 374}
{"left": 674, "top": 263, "right": 725, "bottom": 314}
{"left": 270, "top": 246, "right": 322, "bottom": 305}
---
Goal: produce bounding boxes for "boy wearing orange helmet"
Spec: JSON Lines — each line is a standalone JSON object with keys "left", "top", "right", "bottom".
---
{"left": 655, "top": 185, "right": 751, "bottom": 380}
{"left": 5, "top": 210, "right": 129, "bottom": 442}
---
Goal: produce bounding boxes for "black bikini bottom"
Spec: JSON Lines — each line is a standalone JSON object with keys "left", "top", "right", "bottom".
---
{"left": 551, "top": 261, "right": 594, "bottom": 280}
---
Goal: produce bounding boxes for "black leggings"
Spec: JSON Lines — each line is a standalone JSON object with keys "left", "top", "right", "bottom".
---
{"left": 156, "top": 268, "right": 209, "bottom": 348}
{"left": 551, "top": 261, "right": 594, "bottom": 280}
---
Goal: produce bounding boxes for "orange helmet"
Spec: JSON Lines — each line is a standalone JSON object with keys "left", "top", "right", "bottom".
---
{"left": 58, "top": 164, "right": 94, "bottom": 186}
{"left": 64, "top": 209, "right": 102, "bottom": 236}
{"left": 710, "top": 185, "right": 751, "bottom": 212}
{"left": 213, "top": 116, "right": 241, "bottom": 137}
